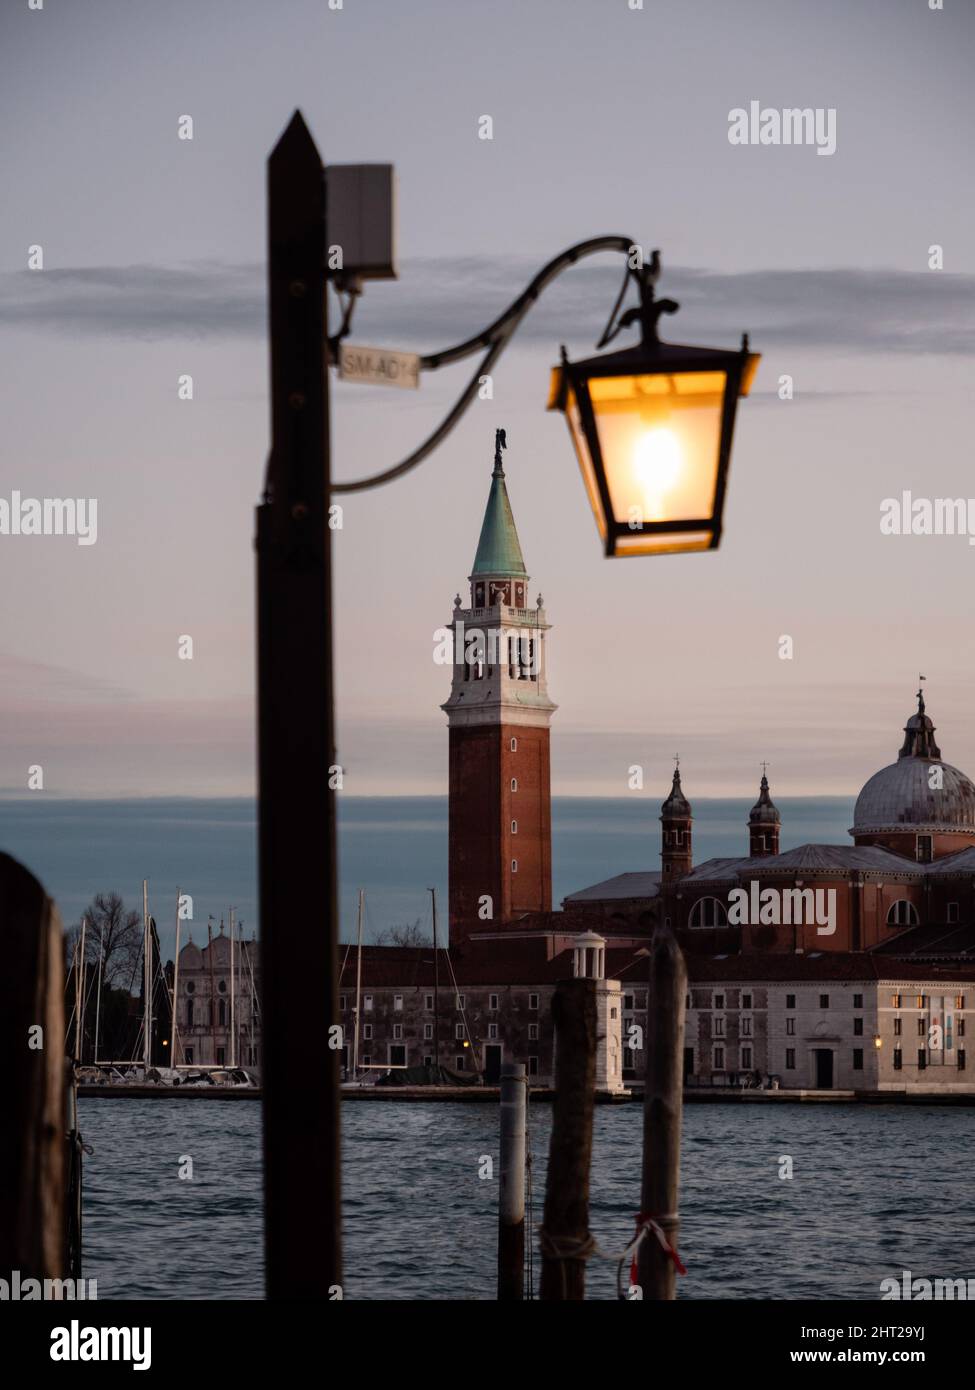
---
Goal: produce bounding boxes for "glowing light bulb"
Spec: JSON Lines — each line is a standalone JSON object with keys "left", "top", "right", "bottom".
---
{"left": 633, "top": 428, "right": 682, "bottom": 519}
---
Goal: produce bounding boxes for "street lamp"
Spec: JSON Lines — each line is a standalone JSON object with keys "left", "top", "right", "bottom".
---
{"left": 547, "top": 252, "right": 760, "bottom": 556}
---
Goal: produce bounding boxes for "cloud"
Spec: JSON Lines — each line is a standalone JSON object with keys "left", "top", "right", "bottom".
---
{"left": 1, "top": 257, "right": 973, "bottom": 356}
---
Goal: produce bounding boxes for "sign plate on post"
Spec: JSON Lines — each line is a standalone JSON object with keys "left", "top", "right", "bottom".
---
{"left": 339, "top": 343, "right": 420, "bottom": 389}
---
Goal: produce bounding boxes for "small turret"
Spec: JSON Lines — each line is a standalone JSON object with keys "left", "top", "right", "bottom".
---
{"left": 749, "top": 764, "right": 780, "bottom": 857}
{"left": 661, "top": 759, "right": 692, "bottom": 882}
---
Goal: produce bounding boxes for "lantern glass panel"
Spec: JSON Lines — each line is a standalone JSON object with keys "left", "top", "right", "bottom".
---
{"left": 589, "top": 370, "right": 727, "bottom": 531}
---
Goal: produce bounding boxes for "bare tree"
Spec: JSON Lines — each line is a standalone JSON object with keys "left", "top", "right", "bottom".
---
{"left": 66, "top": 892, "right": 143, "bottom": 991}
{"left": 374, "top": 919, "right": 431, "bottom": 947}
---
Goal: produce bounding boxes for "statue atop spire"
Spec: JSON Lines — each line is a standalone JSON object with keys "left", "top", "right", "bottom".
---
{"left": 494, "top": 427, "right": 507, "bottom": 477}
{"left": 899, "top": 680, "right": 941, "bottom": 760}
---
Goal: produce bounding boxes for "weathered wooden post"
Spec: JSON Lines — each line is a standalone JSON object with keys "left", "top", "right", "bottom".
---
{"left": 498, "top": 1061, "right": 526, "bottom": 1299}
{"left": 257, "top": 110, "right": 341, "bottom": 1297}
{"left": 0, "top": 853, "right": 66, "bottom": 1283}
{"left": 540, "top": 977, "right": 596, "bottom": 1301}
{"left": 636, "top": 923, "right": 687, "bottom": 1300}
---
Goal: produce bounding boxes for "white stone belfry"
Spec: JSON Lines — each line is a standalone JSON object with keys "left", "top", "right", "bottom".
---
{"left": 571, "top": 931, "right": 626, "bottom": 1094}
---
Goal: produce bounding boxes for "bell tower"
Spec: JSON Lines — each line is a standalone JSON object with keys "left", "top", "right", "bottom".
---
{"left": 748, "top": 764, "right": 780, "bottom": 857}
{"left": 661, "top": 760, "right": 692, "bottom": 883}
{"left": 443, "top": 431, "right": 556, "bottom": 945}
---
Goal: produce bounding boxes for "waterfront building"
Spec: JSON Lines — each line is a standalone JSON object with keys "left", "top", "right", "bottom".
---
{"left": 174, "top": 925, "right": 261, "bottom": 1069}
{"left": 347, "top": 437, "right": 975, "bottom": 1096}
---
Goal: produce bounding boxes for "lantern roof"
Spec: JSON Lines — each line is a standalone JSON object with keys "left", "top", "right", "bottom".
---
{"left": 471, "top": 431, "right": 527, "bottom": 577}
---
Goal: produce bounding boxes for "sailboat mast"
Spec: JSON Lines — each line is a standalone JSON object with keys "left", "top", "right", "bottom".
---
{"left": 142, "top": 879, "right": 150, "bottom": 1069}
{"left": 352, "top": 890, "right": 364, "bottom": 1079}
{"left": 431, "top": 888, "right": 440, "bottom": 1077}
{"left": 74, "top": 916, "right": 87, "bottom": 1062}
{"left": 93, "top": 917, "right": 104, "bottom": 1065}
{"left": 171, "top": 888, "right": 182, "bottom": 1066}
{"left": 229, "top": 906, "right": 237, "bottom": 1069}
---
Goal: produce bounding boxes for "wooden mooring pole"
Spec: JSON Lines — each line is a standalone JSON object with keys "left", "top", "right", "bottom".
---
{"left": 498, "top": 1061, "right": 526, "bottom": 1300}
{"left": 257, "top": 110, "right": 340, "bottom": 1297}
{"left": 540, "top": 977, "right": 596, "bottom": 1301}
{"left": 0, "top": 852, "right": 66, "bottom": 1282}
{"left": 636, "top": 923, "right": 687, "bottom": 1300}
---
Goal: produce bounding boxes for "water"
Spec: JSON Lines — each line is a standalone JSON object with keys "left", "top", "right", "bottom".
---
{"left": 78, "top": 1097, "right": 975, "bottom": 1301}
{"left": 0, "top": 794, "right": 854, "bottom": 955}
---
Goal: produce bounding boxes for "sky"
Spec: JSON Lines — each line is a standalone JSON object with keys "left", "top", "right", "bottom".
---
{"left": 2, "top": 0, "right": 975, "bottom": 801}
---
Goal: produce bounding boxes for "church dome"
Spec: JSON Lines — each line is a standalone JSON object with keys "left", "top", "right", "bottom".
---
{"left": 852, "top": 690, "right": 975, "bottom": 836}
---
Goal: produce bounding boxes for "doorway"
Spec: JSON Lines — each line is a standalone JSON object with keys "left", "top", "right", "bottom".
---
{"left": 484, "top": 1045, "right": 503, "bottom": 1083}
{"left": 814, "top": 1049, "right": 834, "bottom": 1089}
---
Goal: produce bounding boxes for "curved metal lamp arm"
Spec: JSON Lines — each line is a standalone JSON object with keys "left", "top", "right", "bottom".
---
{"left": 331, "top": 234, "right": 638, "bottom": 494}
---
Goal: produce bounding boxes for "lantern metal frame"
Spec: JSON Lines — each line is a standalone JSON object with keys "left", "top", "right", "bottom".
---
{"left": 548, "top": 252, "right": 760, "bottom": 556}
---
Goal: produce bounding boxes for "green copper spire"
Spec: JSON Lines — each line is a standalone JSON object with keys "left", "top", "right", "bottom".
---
{"left": 471, "top": 428, "right": 528, "bottom": 577}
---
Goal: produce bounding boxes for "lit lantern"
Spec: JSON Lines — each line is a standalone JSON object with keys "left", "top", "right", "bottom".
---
{"left": 548, "top": 254, "right": 760, "bottom": 557}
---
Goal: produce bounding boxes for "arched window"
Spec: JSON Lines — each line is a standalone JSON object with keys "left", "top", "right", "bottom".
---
{"left": 511, "top": 820, "right": 518, "bottom": 834}
{"left": 511, "top": 778, "right": 517, "bottom": 792}
{"left": 688, "top": 897, "right": 728, "bottom": 929}
{"left": 510, "top": 737, "right": 517, "bottom": 752}
{"left": 218, "top": 999, "right": 227, "bottom": 1026}
{"left": 511, "top": 859, "right": 518, "bottom": 873}
{"left": 887, "top": 900, "right": 919, "bottom": 927}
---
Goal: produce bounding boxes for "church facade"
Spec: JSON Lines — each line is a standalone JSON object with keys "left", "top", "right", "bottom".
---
{"left": 339, "top": 434, "right": 975, "bottom": 1095}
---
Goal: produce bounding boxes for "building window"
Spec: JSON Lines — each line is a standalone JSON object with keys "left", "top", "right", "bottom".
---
{"left": 959, "top": 1018, "right": 966, "bottom": 1037}
{"left": 819, "top": 995, "right": 829, "bottom": 1009}
{"left": 392, "top": 1024, "right": 403, "bottom": 1041}
{"left": 424, "top": 994, "right": 434, "bottom": 1010}
{"left": 714, "top": 994, "right": 724, "bottom": 1010}
{"left": 185, "top": 1048, "right": 194, "bottom": 1064}
{"left": 893, "top": 1017, "right": 902, "bottom": 1036}
{"left": 786, "top": 1018, "right": 795, "bottom": 1036}
{"left": 624, "top": 993, "right": 635, "bottom": 1011}
{"left": 742, "top": 1046, "right": 753, "bottom": 1069}
{"left": 423, "top": 1055, "right": 433, "bottom": 1068}
{"left": 364, "top": 995, "right": 373, "bottom": 1012}
{"left": 955, "top": 994, "right": 966, "bottom": 1010}
{"left": 186, "top": 1000, "right": 194, "bottom": 1026}
{"left": 529, "top": 993, "right": 539, "bottom": 1010}
{"left": 394, "top": 995, "right": 403, "bottom": 1011}
{"left": 216, "top": 1047, "right": 226, "bottom": 1065}
{"left": 742, "top": 1017, "right": 752, "bottom": 1036}
{"left": 489, "top": 994, "right": 499, "bottom": 1011}
{"left": 218, "top": 980, "right": 226, "bottom": 994}
{"left": 714, "top": 1017, "right": 725, "bottom": 1037}
{"left": 455, "top": 1055, "right": 465, "bottom": 1071}
{"left": 511, "top": 820, "right": 518, "bottom": 834}
{"left": 893, "top": 1048, "right": 902, "bottom": 1070}
{"left": 948, "top": 902, "right": 960, "bottom": 924}
{"left": 853, "top": 1049, "right": 863, "bottom": 1070}
{"left": 918, "top": 1048, "right": 927, "bottom": 1070}
{"left": 488, "top": 1023, "right": 498, "bottom": 1040}
{"left": 853, "top": 994, "right": 863, "bottom": 1009}
{"left": 916, "top": 834, "right": 933, "bottom": 864}
{"left": 455, "top": 1024, "right": 465, "bottom": 1040}
{"left": 714, "top": 1047, "right": 725, "bottom": 1070}
{"left": 854, "top": 1018, "right": 863, "bottom": 1036}
{"left": 887, "top": 900, "right": 919, "bottom": 928}
{"left": 363, "top": 1024, "right": 373, "bottom": 1040}
{"left": 742, "top": 993, "right": 752, "bottom": 1009}
{"left": 511, "top": 778, "right": 518, "bottom": 792}
{"left": 339, "top": 994, "right": 347, "bottom": 1010}
{"left": 218, "top": 999, "right": 227, "bottom": 1026}
{"left": 423, "top": 1023, "right": 433, "bottom": 1040}
{"left": 915, "top": 994, "right": 926, "bottom": 1009}
{"left": 456, "top": 995, "right": 465, "bottom": 1010}
{"left": 917, "top": 1018, "right": 926, "bottom": 1036}
{"left": 511, "top": 860, "right": 518, "bottom": 873}
{"left": 959, "top": 1050, "right": 967, "bottom": 1070}
{"left": 186, "top": 981, "right": 195, "bottom": 994}
{"left": 786, "top": 994, "right": 796, "bottom": 1010}
{"left": 891, "top": 993, "right": 901, "bottom": 1008}
{"left": 529, "top": 1024, "right": 538, "bottom": 1041}
{"left": 689, "top": 897, "right": 728, "bottom": 929}
{"left": 510, "top": 737, "right": 517, "bottom": 752}
{"left": 785, "top": 1049, "right": 796, "bottom": 1069}
{"left": 528, "top": 1056, "right": 539, "bottom": 1076}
